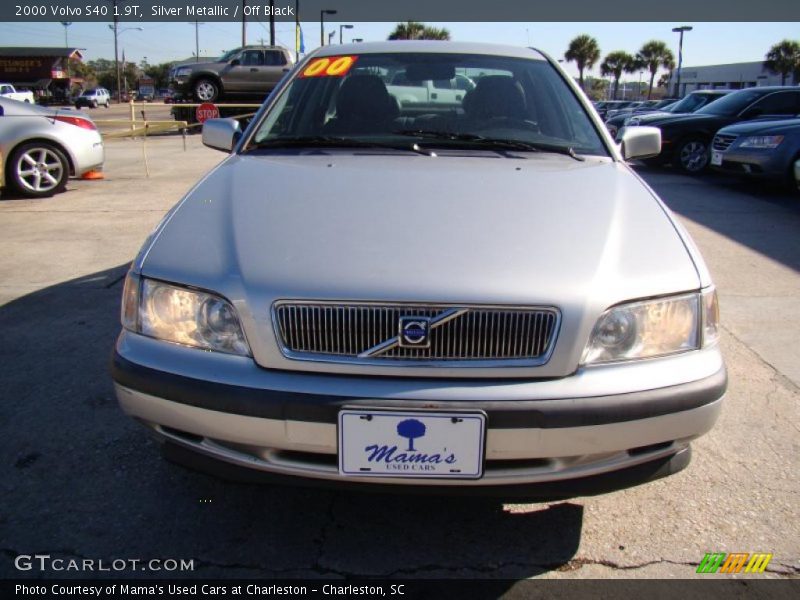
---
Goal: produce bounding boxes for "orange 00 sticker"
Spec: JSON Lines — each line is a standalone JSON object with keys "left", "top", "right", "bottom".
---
{"left": 301, "top": 56, "right": 357, "bottom": 78}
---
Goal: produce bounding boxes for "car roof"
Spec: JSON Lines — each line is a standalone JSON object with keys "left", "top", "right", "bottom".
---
{"left": 312, "top": 40, "right": 547, "bottom": 61}
{"left": 691, "top": 89, "right": 732, "bottom": 95}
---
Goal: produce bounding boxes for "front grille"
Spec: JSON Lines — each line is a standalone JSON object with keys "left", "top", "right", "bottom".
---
{"left": 273, "top": 302, "right": 559, "bottom": 365}
{"left": 713, "top": 134, "right": 737, "bottom": 151}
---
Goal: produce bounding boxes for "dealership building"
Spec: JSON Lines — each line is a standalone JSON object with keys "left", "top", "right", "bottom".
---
{"left": 667, "top": 61, "right": 797, "bottom": 96}
{"left": 0, "top": 47, "right": 84, "bottom": 101}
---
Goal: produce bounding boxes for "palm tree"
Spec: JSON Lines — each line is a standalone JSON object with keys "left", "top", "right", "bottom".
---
{"left": 764, "top": 40, "right": 800, "bottom": 85}
{"left": 600, "top": 51, "right": 635, "bottom": 100}
{"left": 636, "top": 40, "right": 675, "bottom": 99}
{"left": 564, "top": 35, "right": 601, "bottom": 91}
{"left": 388, "top": 22, "right": 451, "bottom": 41}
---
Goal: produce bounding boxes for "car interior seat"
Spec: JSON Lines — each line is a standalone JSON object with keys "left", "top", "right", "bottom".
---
{"left": 463, "top": 75, "right": 528, "bottom": 122}
{"left": 323, "top": 75, "right": 401, "bottom": 135}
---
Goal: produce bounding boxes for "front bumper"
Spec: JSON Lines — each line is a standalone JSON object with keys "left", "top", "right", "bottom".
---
{"left": 711, "top": 149, "right": 789, "bottom": 180}
{"left": 111, "top": 332, "right": 726, "bottom": 494}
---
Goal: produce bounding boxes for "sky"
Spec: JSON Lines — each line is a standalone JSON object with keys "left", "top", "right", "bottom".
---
{"left": 1, "top": 21, "right": 798, "bottom": 80}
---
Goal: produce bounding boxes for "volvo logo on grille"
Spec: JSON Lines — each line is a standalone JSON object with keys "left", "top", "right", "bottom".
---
{"left": 398, "top": 316, "right": 431, "bottom": 348}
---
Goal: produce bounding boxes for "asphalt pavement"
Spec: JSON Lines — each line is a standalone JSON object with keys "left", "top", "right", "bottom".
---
{"left": 0, "top": 138, "right": 798, "bottom": 580}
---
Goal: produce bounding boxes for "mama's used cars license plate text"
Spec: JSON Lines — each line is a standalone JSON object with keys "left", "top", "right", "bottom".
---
{"left": 338, "top": 410, "right": 485, "bottom": 479}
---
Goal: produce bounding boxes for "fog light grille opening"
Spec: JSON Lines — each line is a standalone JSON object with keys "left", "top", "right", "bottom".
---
{"left": 271, "top": 449, "right": 338, "bottom": 468}
{"left": 628, "top": 441, "right": 674, "bottom": 457}
{"left": 159, "top": 425, "right": 203, "bottom": 444}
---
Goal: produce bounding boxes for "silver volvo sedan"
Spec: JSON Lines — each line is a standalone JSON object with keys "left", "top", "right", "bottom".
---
{"left": 112, "top": 42, "right": 726, "bottom": 498}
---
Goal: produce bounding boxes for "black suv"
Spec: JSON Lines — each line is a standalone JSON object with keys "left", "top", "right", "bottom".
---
{"left": 606, "top": 90, "right": 731, "bottom": 139}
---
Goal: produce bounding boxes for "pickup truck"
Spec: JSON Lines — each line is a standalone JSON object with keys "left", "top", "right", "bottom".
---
{"left": 171, "top": 46, "right": 293, "bottom": 102}
{"left": 386, "top": 72, "right": 475, "bottom": 111}
{"left": 0, "top": 83, "right": 34, "bottom": 103}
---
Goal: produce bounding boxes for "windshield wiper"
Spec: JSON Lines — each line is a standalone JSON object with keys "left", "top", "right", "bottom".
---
{"left": 248, "top": 135, "right": 434, "bottom": 156}
{"left": 392, "top": 129, "right": 585, "bottom": 161}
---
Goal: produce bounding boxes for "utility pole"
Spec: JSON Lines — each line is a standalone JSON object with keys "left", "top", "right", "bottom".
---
{"left": 269, "top": 0, "right": 275, "bottom": 46}
{"left": 672, "top": 26, "right": 693, "bottom": 98}
{"left": 320, "top": 9, "right": 336, "bottom": 46}
{"left": 111, "top": 0, "right": 120, "bottom": 102}
{"left": 294, "top": 0, "right": 300, "bottom": 62}
{"left": 190, "top": 21, "right": 204, "bottom": 60}
{"left": 242, "top": 0, "right": 246, "bottom": 46}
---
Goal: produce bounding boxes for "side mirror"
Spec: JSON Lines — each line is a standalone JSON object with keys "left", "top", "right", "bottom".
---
{"left": 230, "top": 59, "right": 241, "bottom": 66}
{"left": 619, "top": 126, "right": 661, "bottom": 161}
{"left": 202, "top": 118, "right": 242, "bottom": 152}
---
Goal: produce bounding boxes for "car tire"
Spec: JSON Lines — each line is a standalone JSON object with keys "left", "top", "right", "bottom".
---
{"left": 5, "top": 142, "right": 69, "bottom": 198}
{"left": 193, "top": 78, "right": 220, "bottom": 103}
{"left": 674, "top": 137, "right": 710, "bottom": 174}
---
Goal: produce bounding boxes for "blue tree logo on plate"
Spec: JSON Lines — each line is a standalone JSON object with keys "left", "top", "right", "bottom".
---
{"left": 397, "top": 419, "right": 426, "bottom": 451}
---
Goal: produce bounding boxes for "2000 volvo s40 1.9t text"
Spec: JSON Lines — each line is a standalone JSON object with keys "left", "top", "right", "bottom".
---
{"left": 111, "top": 42, "right": 726, "bottom": 498}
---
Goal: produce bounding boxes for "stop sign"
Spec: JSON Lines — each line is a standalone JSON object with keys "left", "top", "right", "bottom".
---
{"left": 195, "top": 102, "right": 219, "bottom": 123}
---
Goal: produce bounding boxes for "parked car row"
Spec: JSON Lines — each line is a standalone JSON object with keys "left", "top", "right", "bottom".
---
{"left": 606, "top": 86, "right": 800, "bottom": 189}
{"left": 604, "top": 90, "right": 731, "bottom": 140}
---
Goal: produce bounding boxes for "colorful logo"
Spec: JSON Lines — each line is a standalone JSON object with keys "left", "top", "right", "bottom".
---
{"left": 696, "top": 552, "right": 773, "bottom": 574}
{"left": 300, "top": 56, "right": 358, "bottom": 78}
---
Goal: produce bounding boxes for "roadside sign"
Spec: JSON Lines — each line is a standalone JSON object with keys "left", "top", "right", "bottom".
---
{"left": 196, "top": 102, "right": 219, "bottom": 123}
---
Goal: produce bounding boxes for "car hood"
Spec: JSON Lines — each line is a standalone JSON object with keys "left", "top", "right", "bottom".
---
{"left": 717, "top": 118, "right": 800, "bottom": 136}
{"left": 139, "top": 152, "right": 701, "bottom": 376}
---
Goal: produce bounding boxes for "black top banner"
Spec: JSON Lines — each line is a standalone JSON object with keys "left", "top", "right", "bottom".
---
{"left": 3, "top": 0, "right": 800, "bottom": 23}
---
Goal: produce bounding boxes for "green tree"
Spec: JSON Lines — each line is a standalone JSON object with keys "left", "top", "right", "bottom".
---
{"left": 764, "top": 39, "right": 800, "bottom": 85}
{"left": 564, "top": 34, "right": 601, "bottom": 91}
{"left": 636, "top": 40, "right": 675, "bottom": 99}
{"left": 387, "top": 22, "right": 451, "bottom": 41}
{"left": 600, "top": 51, "right": 635, "bottom": 100}
{"left": 68, "top": 58, "right": 97, "bottom": 92}
{"left": 144, "top": 61, "right": 177, "bottom": 90}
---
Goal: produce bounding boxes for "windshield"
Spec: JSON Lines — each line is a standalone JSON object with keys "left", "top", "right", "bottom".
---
{"left": 218, "top": 48, "right": 240, "bottom": 63}
{"left": 670, "top": 93, "right": 716, "bottom": 113}
{"left": 697, "top": 89, "right": 764, "bottom": 116}
{"left": 248, "top": 52, "right": 608, "bottom": 156}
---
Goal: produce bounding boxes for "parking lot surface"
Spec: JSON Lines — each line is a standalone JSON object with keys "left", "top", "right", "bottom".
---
{"left": 1, "top": 137, "right": 798, "bottom": 579}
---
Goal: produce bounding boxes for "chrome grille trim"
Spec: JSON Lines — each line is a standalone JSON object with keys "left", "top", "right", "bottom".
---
{"left": 712, "top": 134, "right": 737, "bottom": 152}
{"left": 272, "top": 301, "right": 560, "bottom": 367}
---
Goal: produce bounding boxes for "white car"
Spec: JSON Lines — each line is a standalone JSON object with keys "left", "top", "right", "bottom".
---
{"left": 0, "top": 83, "right": 34, "bottom": 104}
{"left": 1, "top": 97, "right": 104, "bottom": 198}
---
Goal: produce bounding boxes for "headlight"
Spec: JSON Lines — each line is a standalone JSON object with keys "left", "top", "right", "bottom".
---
{"left": 120, "top": 273, "right": 250, "bottom": 356}
{"left": 582, "top": 291, "right": 716, "bottom": 365}
{"left": 738, "top": 135, "right": 784, "bottom": 149}
{"left": 173, "top": 67, "right": 192, "bottom": 80}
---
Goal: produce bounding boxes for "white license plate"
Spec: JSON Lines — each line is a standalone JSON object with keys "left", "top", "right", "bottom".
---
{"left": 338, "top": 409, "right": 486, "bottom": 479}
{"left": 711, "top": 151, "right": 723, "bottom": 166}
